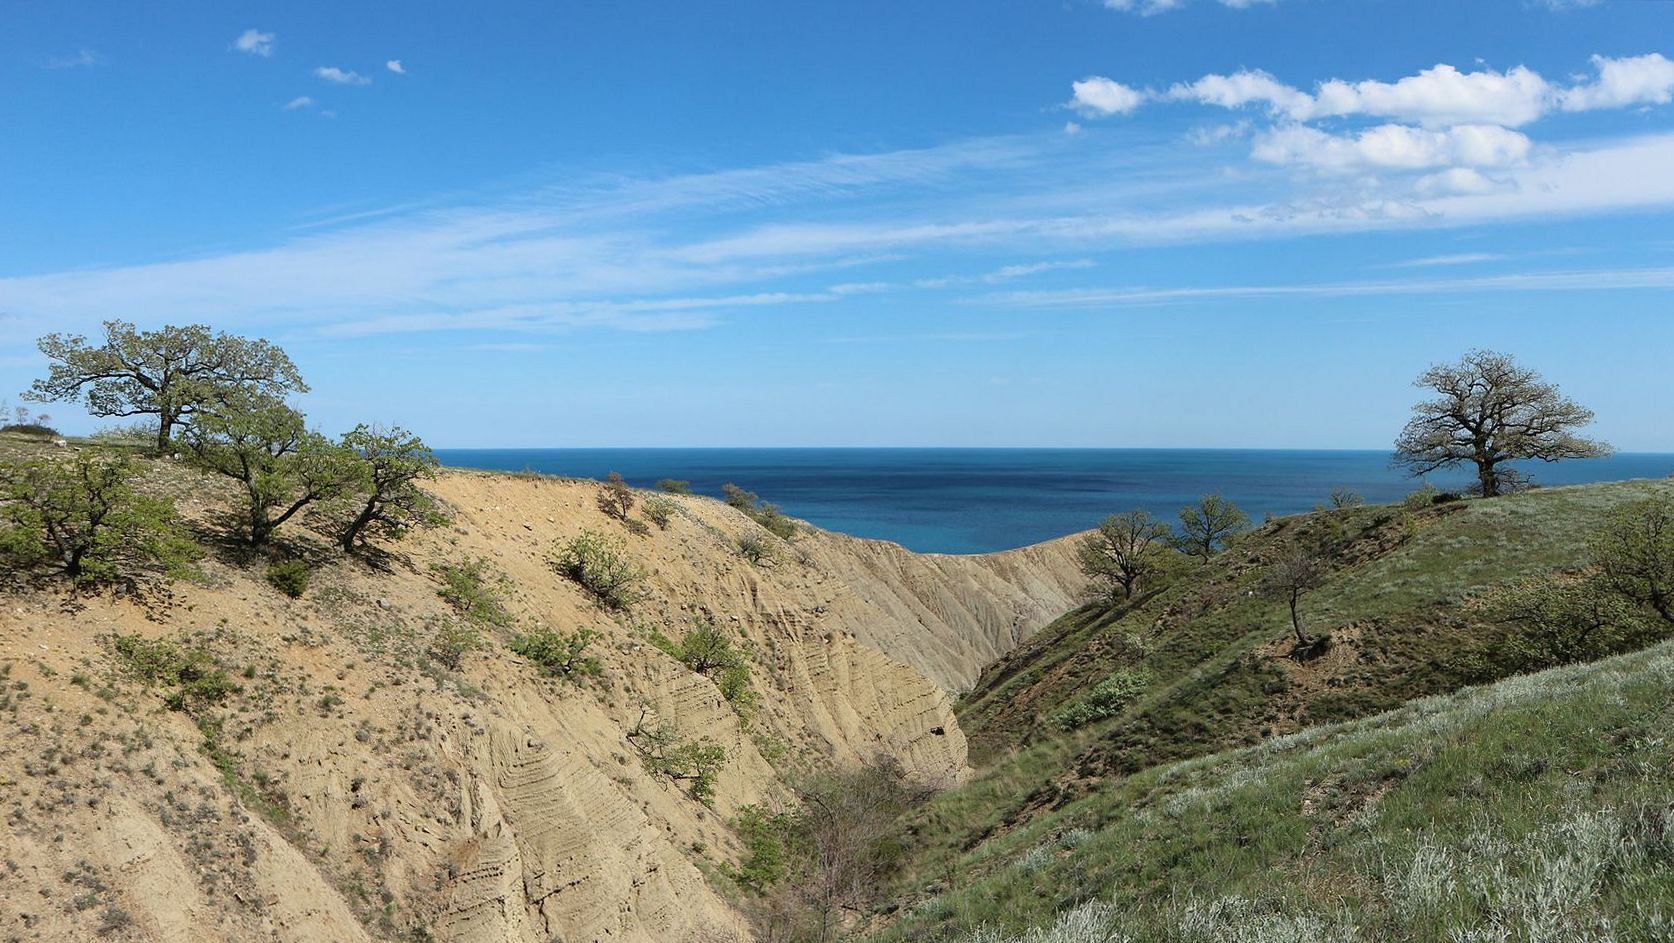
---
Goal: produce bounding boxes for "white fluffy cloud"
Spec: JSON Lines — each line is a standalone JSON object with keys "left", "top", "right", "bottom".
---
{"left": 1161, "top": 55, "right": 1674, "bottom": 127}
{"left": 315, "top": 66, "right": 371, "bottom": 86}
{"left": 1070, "top": 77, "right": 1145, "bottom": 116}
{"left": 1252, "top": 123, "right": 1532, "bottom": 172}
{"left": 386, "top": 59, "right": 406, "bottom": 74}
{"left": 1169, "top": 69, "right": 1310, "bottom": 117}
{"left": 283, "top": 96, "right": 315, "bottom": 111}
{"left": 1559, "top": 53, "right": 1674, "bottom": 111}
{"left": 234, "top": 29, "right": 275, "bottom": 57}
{"left": 1308, "top": 64, "right": 1551, "bottom": 127}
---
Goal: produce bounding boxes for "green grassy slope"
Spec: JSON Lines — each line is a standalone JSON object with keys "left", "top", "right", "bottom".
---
{"left": 859, "top": 479, "right": 1674, "bottom": 942}
{"left": 884, "top": 635, "right": 1674, "bottom": 942}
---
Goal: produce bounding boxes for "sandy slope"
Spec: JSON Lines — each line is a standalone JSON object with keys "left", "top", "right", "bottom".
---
{"left": 0, "top": 467, "right": 1081, "bottom": 943}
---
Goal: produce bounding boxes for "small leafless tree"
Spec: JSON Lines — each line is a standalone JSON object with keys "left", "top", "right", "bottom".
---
{"left": 1266, "top": 549, "right": 1326, "bottom": 645}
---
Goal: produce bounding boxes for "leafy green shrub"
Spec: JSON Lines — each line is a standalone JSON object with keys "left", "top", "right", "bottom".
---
{"left": 428, "top": 620, "right": 485, "bottom": 670}
{"left": 0, "top": 454, "right": 199, "bottom": 584}
{"left": 109, "top": 633, "right": 238, "bottom": 714}
{"left": 642, "top": 496, "right": 677, "bottom": 529}
{"left": 1487, "top": 574, "right": 1646, "bottom": 673}
{"left": 657, "top": 478, "right": 693, "bottom": 494}
{"left": 726, "top": 804, "right": 801, "bottom": 893}
{"left": 652, "top": 622, "right": 757, "bottom": 710}
{"left": 1048, "top": 668, "right": 1152, "bottom": 731}
{"left": 265, "top": 559, "right": 311, "bottom": 598}
{"left": 597, "top": 470, "right": 635, "bottom": 521}
{"left": 716, "top": 663, "right": 758, "bottom": 712}
{"left": 650, "top": 736, "right": 727, "bottom": 805}
{"left": 509, "top": 628, "right": 602, "bottom": 680}
{"left": 551, "top": 530, "right": 646, "bottom": 609}
{"left": 723, "top": 483, "right": 799, "bottom": 540}
{"left": 1175, "top": 494, "right": 1248, "bottom": 560}
{"left": 738, "top": 533, "right": 776, "bottom": 565}
{"left": 433, "top": 557, "right": 513, "bottom": 626}
{"left": 1592, "top": 495, "right": 1674, "bottom": 625}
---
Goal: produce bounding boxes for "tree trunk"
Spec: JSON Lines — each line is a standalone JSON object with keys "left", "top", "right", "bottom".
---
{"left": 155, "top": 411, "right": 174, "bottom": 456}
{"left": 1289, "top": 590, "right": 1307, "bottom": 645}
{"left": 1476, "top": 459, "right": 1500, "bottom": 498}
{"left": 340, "top": 500, "right": 378, "bottom": 553}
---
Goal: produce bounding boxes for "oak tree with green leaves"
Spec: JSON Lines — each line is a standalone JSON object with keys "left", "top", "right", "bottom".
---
{"left": 1077, "top": 509, "right": 1174, "bottom": 602}
{"left": 1176, "top": 493, "right": 1249, "bottom": 560}
{"left": 333, "top": 424, "right": 443, "bottom": 554}
{"left": 1592, "top": 495, "right": 1674, "bottom": 625}
{"left": 180, "top": 398, "right": 359, "bottom": 547}
{"left": 26, "top": 320, "right": 308, "bottom": 455}
{"left": 0, "top": 454, "right": 199, "bottom": 583}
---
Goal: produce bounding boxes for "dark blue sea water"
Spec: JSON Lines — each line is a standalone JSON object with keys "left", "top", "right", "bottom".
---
{"left": 433, "top": 449, "right": 1674, "bottom": 554}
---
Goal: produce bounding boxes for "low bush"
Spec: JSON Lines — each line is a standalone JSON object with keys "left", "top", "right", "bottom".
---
{"left": 509, "top": 627, "right": 602, "bottom": 680}
{"left": 738, "top": 533, "right": 776, "bottom": 565}
{"left": 428, "top": 620, "right": 485, "bottom": 670}
{"left": 657, "top": 479, "right": 693, "bottom": 494}
{"left": 0, "top": 423, "right": 59, "bottom": 438}
{"left": 433, "top": 557, "right": 513, "bottom": 626}
{"left": 642, "top": 496, "right": 677, "bottom": 529}
{"left": 652, "top": 622, "right": 757, "bottom": 711}
{"left": 265, "top": 559, "right": 311, "bottom": 598}
{"left": 109, "top": 633, "right": 238, "bottom": 714}
{"left": 1047, "top": 668, "right": 1152, "bottom": 731}
{"left": 552, "top": 530, "right": 647, "bottom": 609}
{"left": 723, "top": 483, "right": 799, "bottom": 540}
{"left": 597, "top": 471, "right": 635, "bottom": 521}
{"left": 633, "top": 724, "right": 727, "bottom": 805}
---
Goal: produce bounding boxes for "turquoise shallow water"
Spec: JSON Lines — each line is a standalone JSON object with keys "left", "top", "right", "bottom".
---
{"left": 433, "top": 448, "right": 1674, "bottom": 554}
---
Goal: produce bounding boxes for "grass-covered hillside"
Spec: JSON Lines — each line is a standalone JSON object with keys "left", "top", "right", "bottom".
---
{"left": 848, "top": 479, "right": 1674, "bottom": 942}
{"left": 884, "top": 635, "right": 1674, "bottom": 942}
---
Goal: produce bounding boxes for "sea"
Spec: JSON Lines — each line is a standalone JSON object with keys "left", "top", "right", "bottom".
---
{"left": 432, "top": 448, "right": 1674, "bottom": 555}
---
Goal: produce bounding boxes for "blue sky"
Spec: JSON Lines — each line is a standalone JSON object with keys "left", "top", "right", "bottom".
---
{"left": 2, "top": 0, "right": 1672, "bottom": 449}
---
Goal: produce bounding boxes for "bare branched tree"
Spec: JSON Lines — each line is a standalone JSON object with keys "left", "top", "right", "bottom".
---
{"left": 1266, "top": 550, "right": 1326, "bottom": 645}
{"left": 1393, "top": 349, "right": 1610, "bottom": 498}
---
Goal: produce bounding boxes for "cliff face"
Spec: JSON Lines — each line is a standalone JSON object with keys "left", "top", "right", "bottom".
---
{"left": 0, "top": 468, "right": 1082, "bottom": 943}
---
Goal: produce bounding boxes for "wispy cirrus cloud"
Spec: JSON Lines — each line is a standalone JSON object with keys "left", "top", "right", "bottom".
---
{"left": 3, "top": 123, "right": 1674, "bottom": 348}
{"left": 1392, "top": 252, "right": 1507, "bottom": 268}
{"left": 982, "top": 265, "right": 1674, "bottom": 308}
{"left": 45, "top": 48, "right": 101, "bottom": 69}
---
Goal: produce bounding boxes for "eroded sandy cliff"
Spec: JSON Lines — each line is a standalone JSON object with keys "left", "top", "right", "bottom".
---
{"left": 0, "top": 468, "right": 1080, "bottom": 943}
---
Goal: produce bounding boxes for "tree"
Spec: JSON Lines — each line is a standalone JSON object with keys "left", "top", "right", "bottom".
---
{"left": 1176, "top": 493, "right": 1249, "bottom": 560}
{"left": 1488, "top": 574, "right": 1637, "bottom": 671}
{"left": 1393, "top": 349, "right": 1610, "bottom": 498}
{"left": 1265, "top": 550, "right": 1326, "bottom": 645}
{"left": 334, "top": 424, "right": 442, "bottom": 553}
{"left": 27, "top": 321, "right": 308, "bottom": 455}
{"left": 0, "top": 454, "right": 198, "bottom": 583}
{"left": 597, "top": 470, "right": 635, "bottom": 521}
{"left": 1591, "top": 495, "right": 1674, "bottom": 625}
{"left": 180, "top": 398, "right": 357, "bottom": 546}
{"left": 1077, "top": 510, "right": 1174, "bottom": 602}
